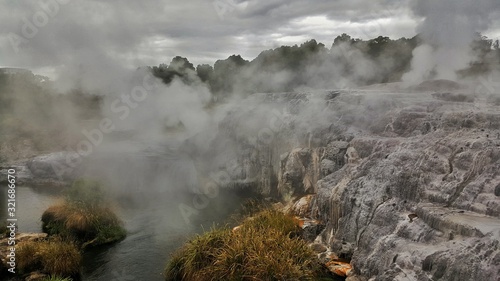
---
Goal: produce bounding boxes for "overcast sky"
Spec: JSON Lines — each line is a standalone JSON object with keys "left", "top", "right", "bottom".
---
{"left": 1, "top": 0, "right": 499, "bottom": 78}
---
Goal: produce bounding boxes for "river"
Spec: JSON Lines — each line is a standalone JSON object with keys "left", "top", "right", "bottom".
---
{"left": 1, "top": 185, "right": 245, "bottom": 281}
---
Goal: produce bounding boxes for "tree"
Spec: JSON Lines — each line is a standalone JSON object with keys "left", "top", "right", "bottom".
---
{"left": 367, "top": 36, "right": 390, "bottom": 58}
{"left": 210, "top": 55, "right": 250, "bottom": 97}
{"left": 333, "top": 33, "right": 353, "bottom": 47}
{"left": 196, "top": 64, "right": 214, "bottom": 83}
{"left": 168, "top": 56, "right": 195, "bottom": 73}
{"left": 151, "top": 56, "right": 196, "bottom": 84}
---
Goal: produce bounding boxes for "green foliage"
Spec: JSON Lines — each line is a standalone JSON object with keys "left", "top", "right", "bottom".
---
{"left": 165, "top": 209, "right": 328, "bottom": 281}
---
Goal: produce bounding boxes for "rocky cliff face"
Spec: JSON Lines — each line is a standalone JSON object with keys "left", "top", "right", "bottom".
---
{"left": 214, "top": 85, "right": 500, "bottom": 281}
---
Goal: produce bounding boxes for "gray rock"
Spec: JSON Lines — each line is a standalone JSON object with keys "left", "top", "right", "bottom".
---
{"left": 321, "top": 159, "right": 336, "bottom": 177}
{"left": 211, "top": 90, "right": 500, "bottom": 280}
{"left": 27, "top": 152, "right": 78, "bottom": 182}
{"left": 310, "top": 243, "right": 328, "bottom": 253}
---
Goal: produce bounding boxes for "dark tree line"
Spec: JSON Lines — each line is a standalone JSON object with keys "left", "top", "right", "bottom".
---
{"left": 150, "top": 33, "right": 499, "bottom": 100}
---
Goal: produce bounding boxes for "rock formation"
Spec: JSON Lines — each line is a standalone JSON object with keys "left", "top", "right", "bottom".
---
{"left": 214, "top": 85, "right": 500, "bottom": 280}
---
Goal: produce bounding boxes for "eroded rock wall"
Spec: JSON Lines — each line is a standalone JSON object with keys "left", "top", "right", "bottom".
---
{"left": 218, "top": 89, "right": 500, "bottom": 280}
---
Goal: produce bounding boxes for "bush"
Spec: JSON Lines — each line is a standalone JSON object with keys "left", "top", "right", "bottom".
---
{"left": 17, "top": 239, "right": 81, "bottom": 277}
{"left": 165, "top": 210, "right": 328, "bottom": 281}
{"left": 41, "top": 179, "right": 126, "bottom": 248}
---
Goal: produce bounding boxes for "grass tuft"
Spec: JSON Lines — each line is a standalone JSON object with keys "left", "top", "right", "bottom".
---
{"left": 165, "top": 209, "right": 328, "bottom": 281}
{"left": 41, "top": 179, "right": 126, "bottom": 248}
{"left": 241, "top": 209, "right": 301, "bottom": 237}
{"left": 17, "top": 238, "right": 81, "bottom": 277}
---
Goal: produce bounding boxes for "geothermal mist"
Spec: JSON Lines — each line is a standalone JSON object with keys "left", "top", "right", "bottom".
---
{"left": 3, "top": 0, "right": 500, "bottom": 226}
{"left": 403, "top": 0, "right": 500, "bottom": 84}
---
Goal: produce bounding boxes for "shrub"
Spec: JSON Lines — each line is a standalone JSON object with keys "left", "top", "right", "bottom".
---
{"left": 17, "top": 239, "right": 81, "bottom": 277}
{"left": 165, "top": 210, "right": 328, "bottom": 281}
{"left": 41, "top": 179, "right": 126, "bottom": 248}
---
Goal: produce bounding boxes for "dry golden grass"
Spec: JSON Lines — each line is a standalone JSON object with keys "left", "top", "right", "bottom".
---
{"left": 17, "top": 239, "right": 81, "bottom": 277}
{"left": 42, "top": 205, "right": 68, "bottom": 222}
{"left": 64, "top": 209, "right": 92, "bottom": 232}
{"left": 241, "top": 209, "right": 301, "bottom": 237}
{"left": 41, "top": 179, "right": 126, "bottom": 248}
{"left": 42, "top": 203, "right": 126, "bottom": 248}
{"left": 17, "top": 240, "right": 41, "bottom": 272}
{"left": 39, "top": 239, "right": 81, "bottom": 276}
{"left": 165, "top": 209, "right": 329, "bottom": 281}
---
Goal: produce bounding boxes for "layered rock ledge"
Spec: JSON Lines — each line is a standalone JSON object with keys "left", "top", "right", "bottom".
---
{"left": 214, "top": 85, "right": 500, "bottom": 280}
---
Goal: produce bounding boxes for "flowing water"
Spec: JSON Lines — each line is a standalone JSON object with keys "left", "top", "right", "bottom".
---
{"left": 1, "top": 185, "right": 245, "bottom": 281}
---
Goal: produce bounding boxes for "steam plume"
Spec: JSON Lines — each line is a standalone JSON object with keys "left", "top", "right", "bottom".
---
{"left": 403, "top": 0, "right": 500, "bottom": 84}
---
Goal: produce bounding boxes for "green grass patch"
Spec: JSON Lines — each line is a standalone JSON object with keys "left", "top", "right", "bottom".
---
{"left": 165, "top": 209, "right": 329, "bottom": 281}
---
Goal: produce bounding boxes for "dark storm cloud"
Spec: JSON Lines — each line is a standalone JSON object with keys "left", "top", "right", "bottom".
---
{"left": 0, "top": 0, "right": 498, "bottom": 79}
